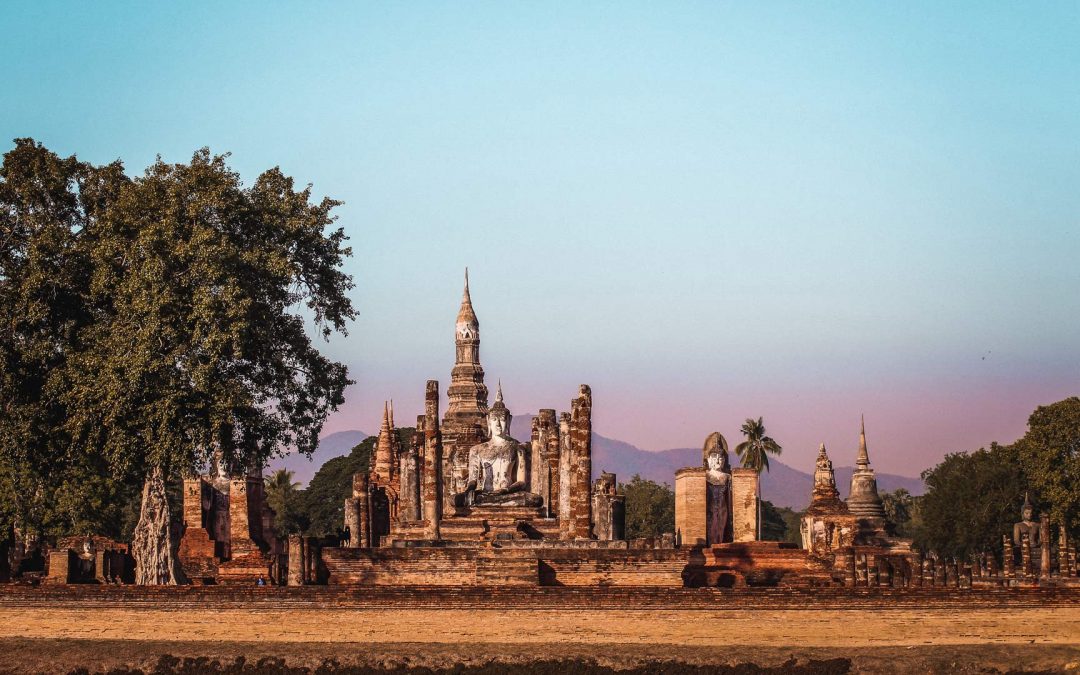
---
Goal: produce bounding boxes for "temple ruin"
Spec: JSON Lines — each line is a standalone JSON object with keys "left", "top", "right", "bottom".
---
{"left": 15, "top": 271, "right": 1080, "bottom": 591}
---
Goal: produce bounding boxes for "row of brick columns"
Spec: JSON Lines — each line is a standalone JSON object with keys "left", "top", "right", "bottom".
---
{"left": 286, "top": 535, "right": 321, "bottom": 585}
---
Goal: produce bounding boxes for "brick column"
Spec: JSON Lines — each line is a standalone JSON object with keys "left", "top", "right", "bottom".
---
{"left": 567, "top": 385, "right": 593, "bottom": 539}
{"left": 674, "top": 467, "right": 707, "bottom": 547}
{"left": 557, "top": 412, "right": 572, "bottom": 537}
{"left": 183, "top": 478, "right": 204, "bottom": 528}
{"left": 422, "top": 380, "right": 443, "bottom": 540}
{"left": 730, "top": 468, "right": 760, "bottom": 542}
{"left": 229, "top": 478, "right": 258, "bottom": 556}
{"left": 287, "top": 535, "right": 304, "bottom": 585}
{"left": 1021, "top": 533, "right": 1032, "bottom": 578}
{"left": 343, "top": 498, "right": 361, "bottom": 548}
{"left": 353, "top": 472, "right": 370, "bottom": 548}
{"left": 1040, "top": 515, "right": 1051, "bottom": 580}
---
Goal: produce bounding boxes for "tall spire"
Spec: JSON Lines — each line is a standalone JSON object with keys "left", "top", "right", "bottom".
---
{"left": 846, "top": 414, "right": 885, "bottom": 518}
{"left": 495, "top": 379, "right": 503, "bottom": 404}
{"left": 389, "top": 399, "right": 395, "bottom": 429}
{"left": 856, "top": 414, "right": 870, "bottom": 468}
{"left": 457, "top": 267, "right": 477, "bottom": 326}
{"left": 373, "top": 401, "right": 394, "bottom": 484}
{"left": 447, "top": 269, "right": 488, "bottom": 418}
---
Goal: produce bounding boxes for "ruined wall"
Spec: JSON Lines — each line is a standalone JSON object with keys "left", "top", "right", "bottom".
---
{"left": 731, "top": 468, "right": 760, "bottom": 543}
{"left": 322, "top": 546, "right": 688, "bottom": 587}
{"left": 675, "top": 468, "right": 707, "bottom": 547}
{"left": 399, "top": 420, "right": 422, "bottom": 523}
{"left": 591, "top": 472, "right": 625, "bottom": 541}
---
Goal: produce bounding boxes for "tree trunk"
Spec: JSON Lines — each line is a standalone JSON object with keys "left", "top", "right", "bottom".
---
{"left": 132, "top": 466, "right": 182, "bottom": 585}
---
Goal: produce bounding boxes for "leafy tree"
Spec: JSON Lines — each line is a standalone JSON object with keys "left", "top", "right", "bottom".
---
{"left": 912, "top": 443, "right": 1026, "bottom": 560}
{"left": 734, "top": 417, "right": 782, "bottom": 473}
{"left": 265, "top": 469, "right": 306, "bottom": 538}
{"left": 881, "top": 488, "right": 916, "bottom": 537}
{"left": 619, "top": 474, "right": 674, "bottom": 539}
{"left": 0, "top": 139, "right": 131, "bottom": 545}
{"left": 297, "top": 429, "right": 413, "bottom": 537}
{"left": 759, "top": 500, "right": 793, "bottom": 542}
{"left": 2, "top": 140, "right": 355, "bottom": 583}
{"left": 1015, "top": 397, "right": 1080, "bottom": 536}
{"left": 758, "top": 502, "right": 803, "bottom": 545}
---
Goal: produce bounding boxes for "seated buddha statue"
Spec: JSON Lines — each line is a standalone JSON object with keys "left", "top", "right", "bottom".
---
{"left": 457, "top": 384, "right": 543, "bottom": 508}
{"left": 1013, "top": 492, "right": 1041, "bottom": 548}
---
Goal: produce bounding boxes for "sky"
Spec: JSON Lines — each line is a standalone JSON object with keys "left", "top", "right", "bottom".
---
{"left": 3, "top": 2, "right": 1079, "bottom": 478}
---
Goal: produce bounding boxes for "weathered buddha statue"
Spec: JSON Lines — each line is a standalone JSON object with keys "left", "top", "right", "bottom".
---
{"left": 703, "top": 432, "right": 732, "bottom": 545}
{"left": 458, "top": 384, "right": 543, "bottom": 508}
{"left": 1013, "top": 492, "right": 1041, "bottom": 547}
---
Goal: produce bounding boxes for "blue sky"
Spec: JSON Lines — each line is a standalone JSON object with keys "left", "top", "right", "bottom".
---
{"left": 3, "top": 2, "right": 1079, "bottom": 476}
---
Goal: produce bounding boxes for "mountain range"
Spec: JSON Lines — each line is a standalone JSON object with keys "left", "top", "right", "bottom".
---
{"left": 269, "top": 419, "right": 924, "bottom": 510}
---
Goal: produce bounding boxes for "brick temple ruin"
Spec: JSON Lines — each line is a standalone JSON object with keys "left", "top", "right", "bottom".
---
{"left": 320, "top": 272, "right": 656, "bottom": 585}
{"left": 11, "top": 271, "right": 1080, "bottom": 590}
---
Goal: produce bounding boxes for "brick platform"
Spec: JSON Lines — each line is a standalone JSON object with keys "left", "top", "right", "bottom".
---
{"left": 321, "top": 545, "right": 689, "bottom": 586}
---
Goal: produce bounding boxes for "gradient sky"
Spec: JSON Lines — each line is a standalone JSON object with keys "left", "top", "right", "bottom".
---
{"left": 4, "top": 2, "right": 1079, "bottom": 478}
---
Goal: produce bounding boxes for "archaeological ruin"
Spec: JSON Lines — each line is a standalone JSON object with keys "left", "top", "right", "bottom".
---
{"left": 7, "top": 271, "right": 1080, "bottom": 592}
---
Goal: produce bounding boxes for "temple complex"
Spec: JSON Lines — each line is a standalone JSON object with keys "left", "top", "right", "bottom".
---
{"left": 15, "top": 272, "right": 1080, "bottom": 592}
{"left": 340, "top": 272, "right": 606, "bottom": 550}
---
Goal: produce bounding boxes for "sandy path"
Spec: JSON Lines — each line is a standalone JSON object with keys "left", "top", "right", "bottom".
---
{"left": 2, "top": 607, "right": 1078, "bottom": 647}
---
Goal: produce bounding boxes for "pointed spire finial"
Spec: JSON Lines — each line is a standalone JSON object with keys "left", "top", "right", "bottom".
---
{"left": 457, "top": 267, "right": 478, "bottom": 326}
{"left": 496, "top": 379, "right": 503, "bottom": 403}
{"left": 389, "top": 399, "right": 395, "bottom": 428}
{"left": 381, "top": 401, "right": 390, "bottom": 431}
{"left": 856, "top": 414, "right": 870, "bottom": 467}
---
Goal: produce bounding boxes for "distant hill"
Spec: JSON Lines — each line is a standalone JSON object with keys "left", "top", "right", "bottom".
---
{"left": 627, "top": 445, "right": 925, "bottom": 510}
{"left": 284, "top": 421, "right": 923, "bottom": 509}
{"left": 511, "top": 415, "right": 922, "bottom": 510}
{"left": 267, "top": 430, "right": 368, "bottom": 487}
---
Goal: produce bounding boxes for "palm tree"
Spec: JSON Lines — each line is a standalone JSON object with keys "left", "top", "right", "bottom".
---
{"left": 734, "top": 417, "right": 782, "bottom": 473}
{"left": 265, "top": 469, "right": 303, "bottom": 536}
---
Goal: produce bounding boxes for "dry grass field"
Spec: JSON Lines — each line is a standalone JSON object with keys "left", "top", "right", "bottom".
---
{"left": 1, "top": 602, "right": 1079, "bottom": 673}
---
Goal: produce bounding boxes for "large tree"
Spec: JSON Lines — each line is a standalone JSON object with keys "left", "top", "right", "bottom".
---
{"left": 912, "top": 443, "right": 1026, "bottom": 560}
{"left": 619, "top": 475, "right": 675, "bottom": 540}
{"left": 2, "top": 140, "right": 355, "bottom": 583}
{"left": 1014, "top": 397, "right": 1080, "bottom": 536}
{"left": 0, "top": 140, "right": 131, "bottom": 550}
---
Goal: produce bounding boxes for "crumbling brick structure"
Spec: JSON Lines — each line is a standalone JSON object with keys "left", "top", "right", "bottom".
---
{"left": 177, "top": 468, "right": 281, "bottom": 585}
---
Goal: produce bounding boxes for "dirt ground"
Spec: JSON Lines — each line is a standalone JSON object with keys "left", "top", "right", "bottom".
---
{"left": 1, "top": 606, "right": 1078, "bottom": 674}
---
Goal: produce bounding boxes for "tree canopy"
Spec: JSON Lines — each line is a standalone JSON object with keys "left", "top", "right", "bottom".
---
{"left": 619, "top": 474, "right": 674, "bottom": 539}
{"left": 912, "top": 443, "right": 1027, "bottom": 560}
{"left": 0, "top": 140, "right": 355, "bottom": 567}
{"left": 1014, "top": 397, "right": 1080, "bottom": 533}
